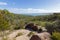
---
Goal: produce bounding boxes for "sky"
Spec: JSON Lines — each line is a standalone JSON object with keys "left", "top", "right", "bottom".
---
{"left": 0, "top": 0, "right": 60, "bottom": 14}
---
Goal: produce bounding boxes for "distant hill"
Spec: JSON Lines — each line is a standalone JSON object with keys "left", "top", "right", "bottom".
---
{"left": 20, "top": 13, "right": 53, "bottom": 16}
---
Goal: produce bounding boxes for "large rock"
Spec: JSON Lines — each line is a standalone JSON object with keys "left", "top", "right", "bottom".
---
{"left": 0, "top": 29, "right": 51, "bottom": 40}
{"left": 7, "top": 29, "right": 31, "bottom": 40}
{"left": 16, "top": 35, "right": 29, "bottom": 40}
{"left": 25, "top": 23, "right": 47, "bottom": 33}
{"left": 25, "top": 23, "right": 38, "bottom": 31}
{"left": 30, "top": 32, "right": 51, "bottom": 40}
{"left": 38, "top": 32, "right": 51, "bottom": 40}
{"left": 30, "top": 35, "right": 41, "bottom": 40}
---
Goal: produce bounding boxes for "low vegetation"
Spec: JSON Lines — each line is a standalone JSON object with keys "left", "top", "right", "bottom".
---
{"left": 28, "top": 32, "right": 34, "bottom": 37}
{"left": 52, "top": 32, "right": 60, "bottom": 40}
{"left": 16, "top": 33, "right": 23, "bottom": 37}
{"left": 0, "top": 9, "right": 60, "bottom": 40}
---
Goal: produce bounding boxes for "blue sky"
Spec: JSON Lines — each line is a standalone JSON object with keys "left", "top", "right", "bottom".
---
{"left": 0, "top": 0, "right": 60, "bottom": 14}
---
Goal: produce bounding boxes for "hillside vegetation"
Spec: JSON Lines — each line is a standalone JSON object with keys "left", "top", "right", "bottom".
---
{"left": 0, "top": 9, "right": 60, "bottom": 40}
{"left": 0, "top": 9, "right": 33, "bottom": 30}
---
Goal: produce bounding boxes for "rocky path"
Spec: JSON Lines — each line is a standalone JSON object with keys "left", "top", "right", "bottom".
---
{"left": 7, "top": 29, "right": 31, "bottom": 40}
{"left": 0, "top": 29, "right": 51, "bottom": 40}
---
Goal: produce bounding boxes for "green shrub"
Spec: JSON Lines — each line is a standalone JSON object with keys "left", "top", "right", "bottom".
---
{"left": 14, "top": 26, "right": 20, "bottom": 30}
{"left": 45, "top": 22, "right": 54, "bottom": 34}
{"left": 52, "top": 20, "right": 60, "bottom": 32}
{"left": 28, "top": 32, "right": 34, "bottom": 37}
{"left": 16, "top": 33, "right": 23, "bottom": 37}
{"left": 52, "top": 32, "right": 60, "bottom": 40}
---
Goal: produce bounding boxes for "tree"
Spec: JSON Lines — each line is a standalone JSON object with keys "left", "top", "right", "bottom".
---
{"left": 45, "top": 22, "right": 54, "bottom": 35}
{"left": 0, "top": 10, "right": 9, "bottom": 31}
{"left": 53, "top": 20, "right": 60, "bottom": 32}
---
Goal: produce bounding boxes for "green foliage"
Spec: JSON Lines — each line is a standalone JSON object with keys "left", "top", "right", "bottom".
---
{"left": 16, "top": 33, "right": 23, "bottom": 37}
{"left": 0, "top": 9, "right": 60, "bottom": 32}
{"left": 0, "top": 9, "right": 60, "bottom": 40}
{"left": 53, "top": 20, "right": 60, "bottom": 32}
{"left": 0, "top": 12, "right": 10, "bottom": 31}
{"left": 52, "top": 32, "right": 60, "bottom": 40}
{"left": 0, "top": 9, "right": 33, "bottom": 30}
{"left": 28, "top": 32, "right": 34, "bottom": 37}
{"left": 45, "top": 22, "right": 54, "bottom": 34}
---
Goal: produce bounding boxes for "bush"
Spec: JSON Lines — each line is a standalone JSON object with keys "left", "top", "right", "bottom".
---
{"left": 14, "top": 26, "right": 20, "bottom": 30}
{"left": 16, "top": 33, "right": 23, "bottom": 37}
{"left": 45, "top": 22, "right": 54, "bottom": 35}
{"left": 28, "top": 32, "right": 34, "bottom": 37}
{"left": 53, "top": 20, "right": 60, "bottom": 32}
{"left": 52, "top": 32, "right": 60, "bottom": 40}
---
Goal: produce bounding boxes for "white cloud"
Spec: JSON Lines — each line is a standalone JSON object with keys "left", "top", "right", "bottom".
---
{"left": 8, "top": 8, "right": 60, "bottom": 14}
{"left": 0, "top": 2, "right": 7, "bottom": 5}
{"left": 9, "top": 8, "right": 51, "bottom": 14}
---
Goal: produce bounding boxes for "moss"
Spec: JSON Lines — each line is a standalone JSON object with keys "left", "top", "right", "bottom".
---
{"left": 16, "top": 33, "right": 23, "bottom": 37}
{"left": 28, "top": 32, "right": 34, "bottom": 37}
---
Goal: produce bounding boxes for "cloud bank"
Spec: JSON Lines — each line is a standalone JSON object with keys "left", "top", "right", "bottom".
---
{"left": 0, "top": 2, "right": 7, "bottom": 5}
{"left": 9, "top": 8, "right": 60, "bottom": 14}
{"left": 9, "top": 8, "right": 52, "bottom": 14}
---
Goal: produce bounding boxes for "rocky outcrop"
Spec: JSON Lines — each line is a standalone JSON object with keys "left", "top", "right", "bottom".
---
{"left": 0, "top": 22, "right": 51, "bottom": 40}
{"left": 7, "top": 29, "right": 31, "bottom": 40}
{"left": 30, "top": 32, "right": 51, "bottom": 40}
{"left": 30, "top": 35, "right": 41, "bottom": 40}
{"left": 25, "top": 23, "right": 38, "bottom": 31}
{"left": 0, "top": 29, "right": 51, "bottom": 40}
{"left": 25, "top": 23, "right": 47, "bottom": 33}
